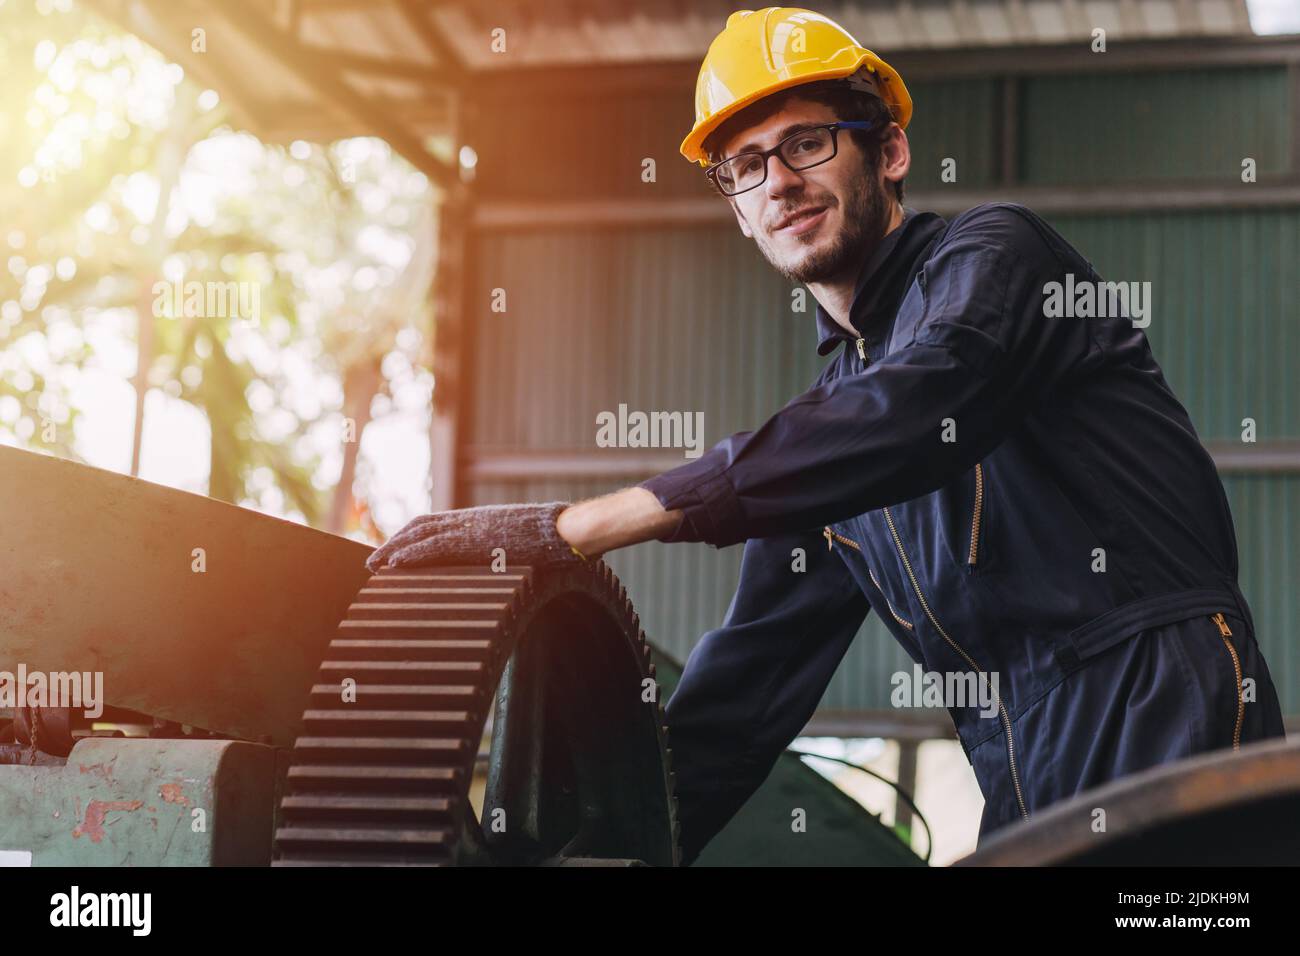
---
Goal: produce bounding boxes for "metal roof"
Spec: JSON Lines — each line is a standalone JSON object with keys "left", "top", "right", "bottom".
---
{"left": 93, "top": 0, "right": 1260, "bottom": 67}
{"left": 426, "top": 0, "right": 1256, "bottom": 64}
{"left": 85, "top": 0, "right": 1257, "bottom": 189}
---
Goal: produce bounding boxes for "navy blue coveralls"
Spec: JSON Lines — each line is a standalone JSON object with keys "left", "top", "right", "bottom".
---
{"left": 638, "top": 202, "right": 1286, "bottom": 865}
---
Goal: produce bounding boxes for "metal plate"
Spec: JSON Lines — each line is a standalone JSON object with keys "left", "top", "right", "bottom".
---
{"left": 957, "top": 736, "right": 1300, "bottom": 865}
{"left": 0, "top": 447, "right": 372, "bottom": 745}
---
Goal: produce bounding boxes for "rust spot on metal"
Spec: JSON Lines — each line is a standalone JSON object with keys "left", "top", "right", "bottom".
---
{"left": 159, "top": 783, "right": 189, "bottom": 806}
{"left": 77, "top": 757, "right": 119, "bottom": 782}
{"left": 72, "top": 799, "right": 143, "bottom": 843}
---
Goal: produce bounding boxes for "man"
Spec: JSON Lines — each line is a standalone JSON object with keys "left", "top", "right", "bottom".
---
{"left": 368, "top": 7, "right": 1286, "bottom": 865}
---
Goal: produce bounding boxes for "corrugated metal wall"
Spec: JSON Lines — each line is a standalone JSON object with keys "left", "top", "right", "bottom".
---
{"left": 1020, "top": 67, "right": 1292, "bottom": 182}
{"left": 462, "top": 61, "right": 1298, "bottom": 720}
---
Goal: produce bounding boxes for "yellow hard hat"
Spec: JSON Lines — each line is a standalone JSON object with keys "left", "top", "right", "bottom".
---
{"left": 682, "top": 7, "right": 912, "bottom": 167}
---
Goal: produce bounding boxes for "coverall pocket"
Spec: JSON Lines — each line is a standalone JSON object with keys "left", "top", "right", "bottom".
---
{"left": 1172, "top": 609, "right": 1281, "bottom": 755}
{"left": 965, "top": 460, "right": 992, "bottom": 574}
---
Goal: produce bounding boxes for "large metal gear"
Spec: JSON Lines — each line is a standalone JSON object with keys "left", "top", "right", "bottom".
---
{"left": 273, "top": 561, "right": 681, "bottom": 866}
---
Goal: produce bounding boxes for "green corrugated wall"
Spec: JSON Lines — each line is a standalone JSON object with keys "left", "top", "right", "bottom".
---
{"left": 1020, "top": 67, "right": 1292, "bottom": 182}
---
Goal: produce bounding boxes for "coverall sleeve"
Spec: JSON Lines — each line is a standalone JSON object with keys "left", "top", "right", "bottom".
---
{"left": 639, "top": 206, "right": 1092, "bottom": 548}
{"left": 665, "top": 524, "right": 871, "bottom": 864}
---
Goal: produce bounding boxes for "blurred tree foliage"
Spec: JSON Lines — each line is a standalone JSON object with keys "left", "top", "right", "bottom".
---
{"left": 0, "top": 0, "right": 434, "bottom": 532}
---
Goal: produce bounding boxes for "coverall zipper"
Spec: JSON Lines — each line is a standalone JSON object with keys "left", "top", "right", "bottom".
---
{"left": 1212, "top": 612, "right": 1244, "bottom": 751}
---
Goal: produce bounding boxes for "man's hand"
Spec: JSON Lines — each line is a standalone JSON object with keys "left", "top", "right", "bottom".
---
{"left": 365, "top": 501, "right": 585, "bottom": 572}
{"left": 365, "top": 489, "right": 685, "bottom": 574}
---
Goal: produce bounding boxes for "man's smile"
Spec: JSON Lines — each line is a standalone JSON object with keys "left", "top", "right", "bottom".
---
{"left": 773, "top": 205, "right": 828, "bottom": 235}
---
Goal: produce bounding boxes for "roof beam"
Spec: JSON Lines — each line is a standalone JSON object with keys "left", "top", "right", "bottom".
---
{"left": 459, "top": 443, "right": 1300, "bottom": 479}
{"left": 297, "top": 47, "right": 460, "bottom": 84}
{"left": 395, "top": 0, "right": 465, "bottom": 73}
{"left": 471, "top": 179, "right": 1300, "bottom": 230}
{"left": 221, "top": 0, "right": 459, "bottom": 191}
{"left": 463, "top": 34, "right": 1300, "bottom": 99}
{"left": 82, "top": 0, "right": 274, "bottom": 131}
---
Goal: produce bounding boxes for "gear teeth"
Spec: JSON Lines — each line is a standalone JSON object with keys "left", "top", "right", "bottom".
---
{"left": 276, "top": 560, "right": 681, "bottom": 867}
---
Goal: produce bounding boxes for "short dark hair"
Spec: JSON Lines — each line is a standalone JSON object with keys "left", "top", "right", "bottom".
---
{"left": 701, "top": 80, "right": 905, "bottom": 203}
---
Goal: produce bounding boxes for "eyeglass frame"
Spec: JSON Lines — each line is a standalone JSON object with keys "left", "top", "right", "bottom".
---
{"left": 704, "top": 121, "right": 877, "bottom": 197}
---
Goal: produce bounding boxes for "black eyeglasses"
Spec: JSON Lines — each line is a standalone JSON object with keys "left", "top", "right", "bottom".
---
{"left": 705, "top": 121, "right": 875, "bottom": 197}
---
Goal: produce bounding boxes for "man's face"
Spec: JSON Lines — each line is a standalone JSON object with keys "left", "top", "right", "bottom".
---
{"left": 719, "top": 98, "right": 900, "bottom": 285}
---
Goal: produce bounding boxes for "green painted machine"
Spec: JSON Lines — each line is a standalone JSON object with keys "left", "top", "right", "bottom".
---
{"left": 0, "top": 739, "right": 278, "bottom": 866}
{"left": 0, "top": 446, "right": 920, "bottom": 867}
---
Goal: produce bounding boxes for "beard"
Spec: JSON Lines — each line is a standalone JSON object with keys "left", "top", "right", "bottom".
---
{"left": 753, "top": 163, "right": 893, "bottom": 286}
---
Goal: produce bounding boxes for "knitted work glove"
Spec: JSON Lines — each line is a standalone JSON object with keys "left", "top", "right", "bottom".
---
{"left": 365, "top": 501, "right": 588, "bottom": 573}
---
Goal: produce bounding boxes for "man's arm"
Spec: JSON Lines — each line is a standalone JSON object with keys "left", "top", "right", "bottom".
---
{"left": 627, "top": 205, "right": 1097, "bottom": 549}
{"left": 661, "top": 525, "right": 872, "bottom": 863}
{"left": 555, "top": 486, "right": 684, "bottom": 559}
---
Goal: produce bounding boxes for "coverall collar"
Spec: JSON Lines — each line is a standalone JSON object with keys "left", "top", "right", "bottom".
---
{"left": 813, "top": 205, "right": 946, "bottom": 356}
